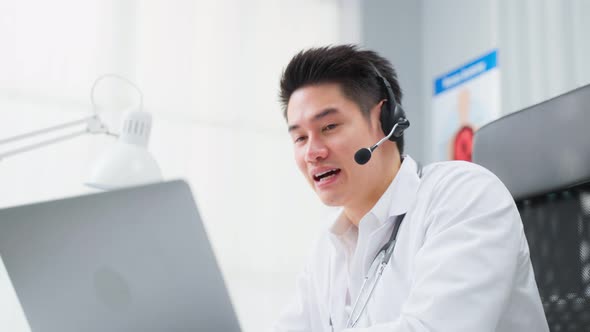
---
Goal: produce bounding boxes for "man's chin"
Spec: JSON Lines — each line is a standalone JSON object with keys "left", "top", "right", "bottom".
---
{"left": 316, "top": 192, "right": 345, "bottom": 207}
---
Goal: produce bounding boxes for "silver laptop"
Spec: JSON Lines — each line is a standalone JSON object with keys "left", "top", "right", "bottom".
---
{"left": 0, "top": 180, "right": 241, "bottom": 332}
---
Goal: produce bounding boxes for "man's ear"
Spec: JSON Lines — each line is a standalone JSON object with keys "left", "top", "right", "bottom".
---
{"left": 370, "top": 100, "right": 386, "bottom": 131}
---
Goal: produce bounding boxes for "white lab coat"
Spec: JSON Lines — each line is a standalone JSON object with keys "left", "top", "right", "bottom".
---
{"left": 273, "top": 156, "right": 549, "bottom": 332}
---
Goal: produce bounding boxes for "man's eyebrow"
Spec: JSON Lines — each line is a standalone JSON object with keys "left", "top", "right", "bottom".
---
{"left": 288, "top": 108, "right": 340, "bottom": 133}
{"left": 313, "top": 108, "right": 339, "bottom": 121}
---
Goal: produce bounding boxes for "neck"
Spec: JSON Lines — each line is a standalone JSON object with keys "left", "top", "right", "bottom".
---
{"left": 344, "top": 158, "right": 402, "bottom": 227}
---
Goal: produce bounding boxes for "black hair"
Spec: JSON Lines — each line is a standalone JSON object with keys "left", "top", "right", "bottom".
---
{"left": 279, "top": 44, "right": 404, "bottom": 154}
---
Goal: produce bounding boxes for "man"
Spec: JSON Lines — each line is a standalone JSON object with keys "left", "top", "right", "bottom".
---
{"left": 273, "top": 45, "right": 548, "bottom": 332}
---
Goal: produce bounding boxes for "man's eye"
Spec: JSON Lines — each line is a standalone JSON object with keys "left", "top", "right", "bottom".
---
{"left": 322, "top": 124, "right": 338, "bottom": 132}
{"left": 294, "top": 136, "right": 307, "bottom": 143}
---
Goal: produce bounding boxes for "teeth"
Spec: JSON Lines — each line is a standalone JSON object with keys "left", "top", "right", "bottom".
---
{"left": 316, "top": 169, "right": 337, "bottom": 177}
{"left": 319, "top": 173, "right": 336, "bottom": 182}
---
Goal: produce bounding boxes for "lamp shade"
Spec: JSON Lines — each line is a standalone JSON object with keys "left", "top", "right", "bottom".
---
{"left": 85, "top": 109, "right": 162, "bottom": 190}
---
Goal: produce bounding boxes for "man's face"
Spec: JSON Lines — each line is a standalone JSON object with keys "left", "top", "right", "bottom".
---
{"left": 287, "top": 83, "right": 390, "bottom": 208}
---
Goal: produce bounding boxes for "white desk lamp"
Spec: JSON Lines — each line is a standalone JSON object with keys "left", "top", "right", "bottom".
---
{"left": 0, "top": 74, "right": 162, "bottom": 190}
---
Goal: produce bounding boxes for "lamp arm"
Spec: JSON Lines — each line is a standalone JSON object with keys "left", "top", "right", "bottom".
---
{"left": 0, "top": 115, "right": 114, "bottom": 161}
{"left": 0, "top": 129, "right": 89, "bottom": 160}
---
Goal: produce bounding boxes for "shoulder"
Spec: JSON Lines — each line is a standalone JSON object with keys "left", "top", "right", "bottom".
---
{"left": 416, "top": 160, "right": 520, "bottom": 232}
{"left": 419, "top": 160, "right": 512, "bottom": 201}
{"left": 422, "top": 160, "right": 502, "bottom": 187}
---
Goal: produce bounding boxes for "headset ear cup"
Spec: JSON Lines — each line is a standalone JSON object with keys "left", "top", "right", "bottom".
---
{"left": 370, "top": 63, "right": 409, "bottom": 141}
{"left": 381, "top": 101, "right": 408, "bottom": 142}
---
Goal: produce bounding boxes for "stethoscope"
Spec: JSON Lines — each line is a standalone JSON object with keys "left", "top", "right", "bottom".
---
{"left": 330, "top": 162, "right": 422, "bottom": 330}
{"left": 344, "top": 213, "right": 405, "bottom": 329}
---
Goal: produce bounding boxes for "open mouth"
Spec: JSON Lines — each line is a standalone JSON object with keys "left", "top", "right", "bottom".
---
{"left": 313, "top": 168, "right": 341, "bottom": 182}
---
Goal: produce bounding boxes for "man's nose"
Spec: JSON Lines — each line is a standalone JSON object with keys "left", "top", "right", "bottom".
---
{"left": 304, "top": 136, "right": 329, "bottom": 163}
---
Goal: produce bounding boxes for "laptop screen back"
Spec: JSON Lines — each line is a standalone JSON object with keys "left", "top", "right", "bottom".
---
{"left": 0, "top": 180, "right": 241, "bottom": 332}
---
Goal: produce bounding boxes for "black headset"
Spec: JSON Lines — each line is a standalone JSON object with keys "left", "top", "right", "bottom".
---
{"left": 370, "top": 63, "right": 410, "bottom": 141}
{"left": 354, "top": 64, "right": 410, "bottom": 165}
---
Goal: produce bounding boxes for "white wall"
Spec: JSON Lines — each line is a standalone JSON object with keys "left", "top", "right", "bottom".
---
{"left": 497, "top": 0, "right": 590, "bottom": 115}
{"left": 0, "top": 1, "right": 360, "bottom": 331}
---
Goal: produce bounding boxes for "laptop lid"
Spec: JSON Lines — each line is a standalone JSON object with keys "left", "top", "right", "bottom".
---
{"left": 0, "top": 180, "right": 241, "bottom": 332}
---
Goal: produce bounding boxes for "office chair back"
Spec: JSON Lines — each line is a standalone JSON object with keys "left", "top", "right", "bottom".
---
{"left": 473, "top": 84, "right": 590, "bottom": 332}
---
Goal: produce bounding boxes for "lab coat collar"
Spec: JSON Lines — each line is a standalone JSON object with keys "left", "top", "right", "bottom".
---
{"left": 328, "top": 155, "right": 421, "bottom": 241}
{"left": 375, "top": 155, "right": 420, "bottom": 223}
